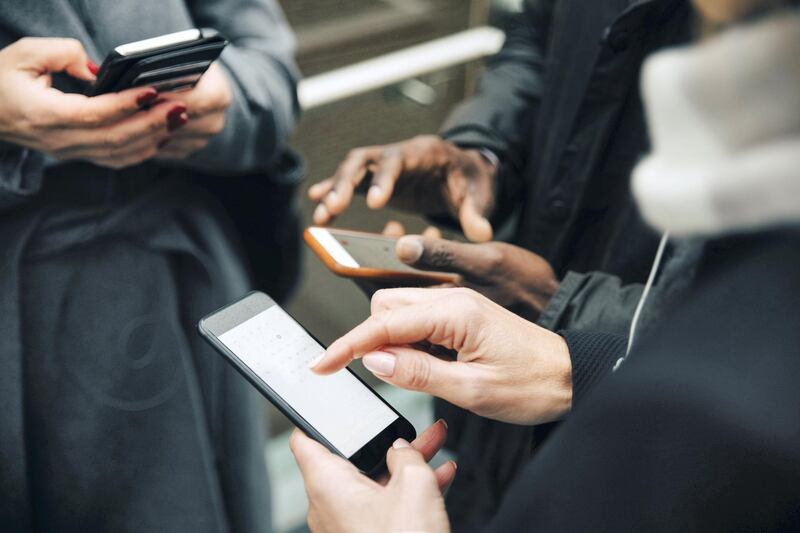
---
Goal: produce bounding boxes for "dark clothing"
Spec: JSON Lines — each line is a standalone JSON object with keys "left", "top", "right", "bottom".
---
{"left": 0, "top": 1, "right": 300, "bottom": 531}
{"left": 438, "top": 1, "right": 692, "bottom": 528}
{"left": 488, "top": 229, "right": 800, "bottom": 532}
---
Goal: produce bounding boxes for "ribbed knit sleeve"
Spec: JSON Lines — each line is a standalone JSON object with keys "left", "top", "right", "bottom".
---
{"left": 560, "top": 330, "right": 627, "bottom": 406}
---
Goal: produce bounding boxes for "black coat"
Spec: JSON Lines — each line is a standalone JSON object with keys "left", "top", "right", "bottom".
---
{"left": 438, "top": 1, "right": 693, "bottom": 529}
{"left": 488, "top": 230, "right": 800, "bottom": 531}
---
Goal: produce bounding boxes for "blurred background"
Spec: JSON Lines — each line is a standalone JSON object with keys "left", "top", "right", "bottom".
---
{"left": 268, "top": 1, "right": 518, "bottom": 530}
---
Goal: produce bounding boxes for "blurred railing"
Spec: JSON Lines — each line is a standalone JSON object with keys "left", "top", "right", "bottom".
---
{"left": 298, "top": 26, "right": 505, "bottom": 110}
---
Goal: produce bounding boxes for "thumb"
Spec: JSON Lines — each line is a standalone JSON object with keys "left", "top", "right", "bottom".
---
{"left": 459, "top": 194, "right": 493, "bottom": 242}
{"left": 395, "top": 235, "right": 493, "bottom": 277}
{"left": 15, "top": 37, "right": 95, "bottom": 81}
{"left": 362, "top": 347, "right": 473, "bottom": 405}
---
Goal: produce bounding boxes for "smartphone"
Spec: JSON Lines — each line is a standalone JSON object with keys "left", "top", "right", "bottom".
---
{"left": 304, "top": 227, "right": 460, "bottom": 285}
{"left": 198, "top": 291, "right": 416, "bottom": 476}
{"left": 89, "top": 28, "right": 227, "bottom": 96}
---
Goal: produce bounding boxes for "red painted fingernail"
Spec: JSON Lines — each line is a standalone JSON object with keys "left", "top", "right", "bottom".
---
{"left": 167, "top": 106, "right": 188, "bottom": 131}
{"left": 157, "top": 139, "right": 170, "bottom": 149}
{"left": 87, "top": 61, "right": 100, "bottom": 76}
{"left": 136, "top": 89, "right": 159, "bottom": 108}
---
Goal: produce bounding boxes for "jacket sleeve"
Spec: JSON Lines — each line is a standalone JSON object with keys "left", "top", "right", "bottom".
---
{"left": 0, "top": 142, "right": 45, "bottom": 212}
{"left": 440, "top": 0, "right": 553, "bottom": 176}
{"left": 538, "top": 271, "right": 644, "bottom": 337}
{"left": 183, "top": 0, "right": 299, "bottom": 175}
{"left": 560, "top": 330, "right": 626, "bottom": 406}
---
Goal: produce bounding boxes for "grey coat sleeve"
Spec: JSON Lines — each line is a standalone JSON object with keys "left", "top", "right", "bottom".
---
{"left": 183, "top": 0, "right": 299, "bottom": 175}
{"left": 538, "top": 271, "right": 644, "bottom": 337}
{"left": 0, "top": 142, "right": 45, "bottom": 211}
{"left": 440, "top": 0, "right": 553, "bottom": 175}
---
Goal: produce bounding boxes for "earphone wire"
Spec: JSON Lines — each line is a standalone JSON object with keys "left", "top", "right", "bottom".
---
{"left": 616, "top": 232, "right": 670, "bottom": 370}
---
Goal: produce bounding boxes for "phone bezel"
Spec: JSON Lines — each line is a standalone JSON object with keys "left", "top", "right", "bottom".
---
{"left": 197, "top": 291, "right": 415, "bottom": 477}
{"left": 304, "top": 227, "right": 461, "bottom": 285}
{"left": 89, "top": 28, "right": 226, "bottom": 96}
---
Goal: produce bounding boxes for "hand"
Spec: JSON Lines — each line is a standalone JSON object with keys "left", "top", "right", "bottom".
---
{"left": 290, "top": 421, "right": 454, "bottom": 533}
{"left": 309, "top": 135, "right": 497, "bottom": 242}
{"left": 395, "top": 236, "right": 560, "bottom": 321}
{"left": 156, "top": 62, "right": 232, "bottom": 160}
{"left": 0, "top": 37, "right": 187, "bottom": 169}
{"left": 313, "top": 288, "right": 572, "bottom": 425}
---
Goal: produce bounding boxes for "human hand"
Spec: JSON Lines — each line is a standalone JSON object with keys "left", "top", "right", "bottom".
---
{"left": 156, "top": 62, "right": 232, "bottom": 160}
{"left": 308, "top": 135, "right": 497, "bottom": 242}
{"left": 313, "top": 288, "right": 572, "bottom": 425}
{"left": 395, "top": 236, "right": 560, "bottom": 321}
{"left": 0, "top": 37, "right": 187, "bottom": 169}
{"left": 290, "top": 420, "right": 454, "bottom": 533}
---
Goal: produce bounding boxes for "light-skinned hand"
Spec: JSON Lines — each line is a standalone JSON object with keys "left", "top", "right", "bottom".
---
{"left": 0, "top": 37, "right": 187, "bottom": 169}
{"left": 313, "top": 287, "right": 573, "bottom": 425}
{"left": 290, "top": 420, "right": 454, "bottom": 533}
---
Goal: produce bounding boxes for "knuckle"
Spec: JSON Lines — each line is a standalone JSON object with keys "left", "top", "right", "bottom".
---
{"left": 370, "top": 289, "right": 391, "bottom": 312}
{"left": 405, "top": 354, "right": 432, "bottom": 391}
{"left": 103, "top": 131, "right": 128, "bottom": 150}
{"left": 482, "top": 244, "right": 506, "bottom": 272}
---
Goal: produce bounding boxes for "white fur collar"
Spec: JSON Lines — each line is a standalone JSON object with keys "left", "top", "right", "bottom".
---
{"left": 632, "top": 10, "right": 800, "bottom": 237}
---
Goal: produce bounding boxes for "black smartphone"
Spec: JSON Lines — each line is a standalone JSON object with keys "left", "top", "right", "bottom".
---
{"left": 198, "top": 291, "right": 416, "bottom": 477}
{"left": 89, "top": 28, "right": 227, "bottom": 96}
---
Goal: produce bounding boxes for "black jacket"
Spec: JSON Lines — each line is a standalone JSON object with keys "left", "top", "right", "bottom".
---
{"left": 437, "top": 1, "right": 693, "bottom": 529}
{"left": 488, "top": 230, "right": 800, "bottom": 531}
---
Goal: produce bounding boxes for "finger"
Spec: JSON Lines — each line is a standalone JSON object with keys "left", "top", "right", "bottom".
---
{"left": 361, "top": 346, "right": 473, "bottom": 400}
{"left": 396, "top": 235, "right": 492, "bottom": 276}
{"left": 62, "top": 133, "right": 168, "bottom": 169}
{"left": 366, "top": 150, "right": 403, "bottom": 209}
{"left": 409, "top": 419, "right": 448, "bottom": 463}
{"left": 309, "top": 178, "right": 335, "bottom": 202}
{"left": 376, "top": 419, "right": 449, "bottom": 485}
{"left": 433, "top": 461, "right": 458, "bottom": 492}
{"left": 386, "top": 440, "right": 442, "bottom": 495}
{"left": 166, "top": 110, "right": 224, "bottom": 138}
{"left": 324, "top": 148, "right": 381, "bottom": 216}
{"left": 15, "top": 37, "right": 95, "bottom": 81}
{"left": 382, "top": 220, "right": 406, "bottom": 237}
{"left": 50, "top": 100, "right": 182, "bottom": 158}
{"left": 422, "top": 226, "right": 443, "bottom": 239}
{"left": 459, "top": 194, "right": 493, "bottom": 242}
{"left": 39, "top": 86, "right": 161, "bottom": 129}
{"left": 156, "top": 137, "right": 209, "bottom": 160}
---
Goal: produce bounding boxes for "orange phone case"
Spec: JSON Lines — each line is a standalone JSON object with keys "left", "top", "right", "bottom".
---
{"left": 303, "top": 228, "right": 460, "bottom": 285}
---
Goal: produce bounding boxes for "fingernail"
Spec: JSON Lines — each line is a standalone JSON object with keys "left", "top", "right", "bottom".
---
{"left": 87, "top": 60, "right": 100, "bottom": 76}
{"left": 167, "top": 106, "right": 188, "bottom": 131}
{"left": 362, "top": 353, "right": 396, "bottom": 377}
{"left": 136, "top": 89, "right": 158, "bottom": 108}
{"left": 308, "top": 353, "right": 326, "bottom": 370}
{"left": 326, "top": 190, "right": 338, "bottom": 203}
{"left": 157, "top": 139, "right": 170, "bottom": 150}
{"left": 396, "top": 236, "right": 424, "bottom": 263}
{"left": 393, "top": 438, "right": 411, "bottom": 449}
{"left": 313, "top": 204, "right": 328, "bottom": 223}
{"left": 367, "top": 185, "right": 381, "bottom": 203}
{"left": 449, "top": 460, "right": 458, "bottom": 471}
{"left": 438, "top": 418, "right": 448, "bottom": 431}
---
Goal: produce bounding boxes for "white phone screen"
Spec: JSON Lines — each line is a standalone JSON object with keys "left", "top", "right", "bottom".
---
{"left": 218, "top": 305, "right": 398, "bottom": 457}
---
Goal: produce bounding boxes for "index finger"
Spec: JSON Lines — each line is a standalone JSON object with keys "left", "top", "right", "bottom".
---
{"left": 313, "top": 298, "right": 446, "bottom": 374}
{"left": 41, "top": 86, "right": 158, "bottom": 128}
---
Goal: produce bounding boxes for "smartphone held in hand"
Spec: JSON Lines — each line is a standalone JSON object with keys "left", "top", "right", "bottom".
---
{"left": 89, "top": 28, "right": 227, "bottom": 95}
{"left": 198, "top": 291, "right": 416, "bottom": 477}
{"left": 304, "top": 227, "right": 460, "bottom": 285}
